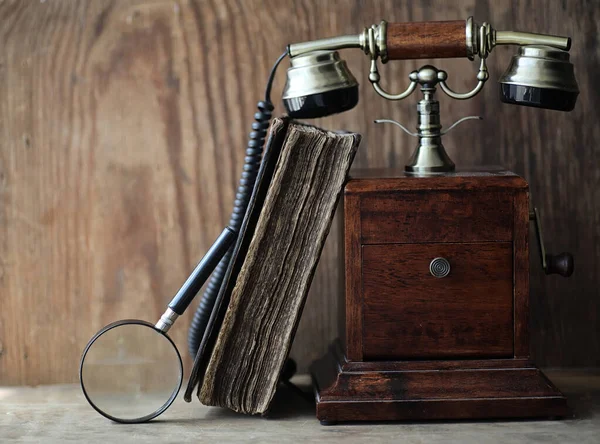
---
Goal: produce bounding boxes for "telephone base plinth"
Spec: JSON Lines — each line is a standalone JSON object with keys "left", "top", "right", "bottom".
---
{"left": 311, "top": 341, "right": 568, "bottom": 423}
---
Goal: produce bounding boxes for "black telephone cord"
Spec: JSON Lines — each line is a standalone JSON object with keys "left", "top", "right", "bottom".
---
{"left": 187, "top": 51, "right": 288, "bottom": 357}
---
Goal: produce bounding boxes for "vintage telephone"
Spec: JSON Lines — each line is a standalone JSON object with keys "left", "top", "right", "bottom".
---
{"left": 80, "top": 16, "right": 578, "bottom": 423}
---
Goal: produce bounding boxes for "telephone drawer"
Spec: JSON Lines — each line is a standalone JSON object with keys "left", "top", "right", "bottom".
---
{"left": 361, "top": 242, "right": 514, "bottom": 360}
{"left": 359, "top": 191, "right": 513, "bottom": 244}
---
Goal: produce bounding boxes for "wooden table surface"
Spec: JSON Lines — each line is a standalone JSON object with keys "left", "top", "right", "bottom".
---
{"left": 1, "top": 372, "right": 599, "bottom": 443}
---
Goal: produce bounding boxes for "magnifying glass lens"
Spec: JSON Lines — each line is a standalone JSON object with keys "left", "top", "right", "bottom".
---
{"left": 80, "top": 321, "right": 183, "bottom": 423}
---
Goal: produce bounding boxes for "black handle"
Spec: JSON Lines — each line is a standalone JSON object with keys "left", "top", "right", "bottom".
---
{"left": 545, "top": 252, "right": 574, "bottom": 277}
{"left": 168, "top": 227, "right": 237, "bottom": 315}
{"left": 530, "top": 207, "right": 574, "bottom": 279}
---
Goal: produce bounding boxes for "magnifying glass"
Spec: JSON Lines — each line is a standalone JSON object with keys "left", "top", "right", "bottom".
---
{"left": 79, "top": 227, "right": 236, "bottom": 423}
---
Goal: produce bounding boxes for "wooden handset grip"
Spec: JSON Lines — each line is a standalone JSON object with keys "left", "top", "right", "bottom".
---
{"left": 386, "top": 20, "right": 467, "bottom": 60}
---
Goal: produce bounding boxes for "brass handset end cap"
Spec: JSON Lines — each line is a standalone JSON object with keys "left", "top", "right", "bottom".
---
{"left": 565, "top": 37, "right": 572, "bottom": 51}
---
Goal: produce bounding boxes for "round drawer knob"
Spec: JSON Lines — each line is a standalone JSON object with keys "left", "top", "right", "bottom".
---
{"left": 430, "top": 257, "right": 451, "bottom": 278}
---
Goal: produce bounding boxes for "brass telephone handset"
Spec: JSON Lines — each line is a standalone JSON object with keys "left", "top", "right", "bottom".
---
{"left": 283, "top": 17, "right": 579, "bottom": 173}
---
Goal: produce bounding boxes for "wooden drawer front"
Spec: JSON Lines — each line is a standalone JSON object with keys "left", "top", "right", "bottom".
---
{"left": 362, "top": 242, "right": 513, "bottom": 360}
{"left": 360, "top": 191, "right": 513, "bottom": 244}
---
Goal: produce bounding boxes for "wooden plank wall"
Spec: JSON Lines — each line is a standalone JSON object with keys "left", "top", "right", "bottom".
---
{"left": 0, "top": 0, "right": 598, "bottom": 385}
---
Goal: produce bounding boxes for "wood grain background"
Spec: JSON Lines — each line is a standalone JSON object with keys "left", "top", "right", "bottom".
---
{"left": 0, "top": 0, "right": 598, "bottom": 385}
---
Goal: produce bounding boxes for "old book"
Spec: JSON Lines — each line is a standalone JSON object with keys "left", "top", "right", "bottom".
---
{"left": 199, "top": 119, "right": 360, "bottom": 414}
{"left": 184, "top": 118, "right": 291, "bottom": 402}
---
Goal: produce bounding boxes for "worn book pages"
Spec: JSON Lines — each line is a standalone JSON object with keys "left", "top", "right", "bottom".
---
{"left": 199, "top": 120, "right": 360, "bottom": 414}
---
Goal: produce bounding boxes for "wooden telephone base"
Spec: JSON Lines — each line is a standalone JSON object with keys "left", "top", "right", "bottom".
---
{"left": 311, "top": 169, "right": 567, "bottom": 424}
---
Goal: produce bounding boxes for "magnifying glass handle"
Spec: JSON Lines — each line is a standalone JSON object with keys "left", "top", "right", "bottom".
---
{"left": 156, "top": 226, "right": 237, "bottom": 332}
